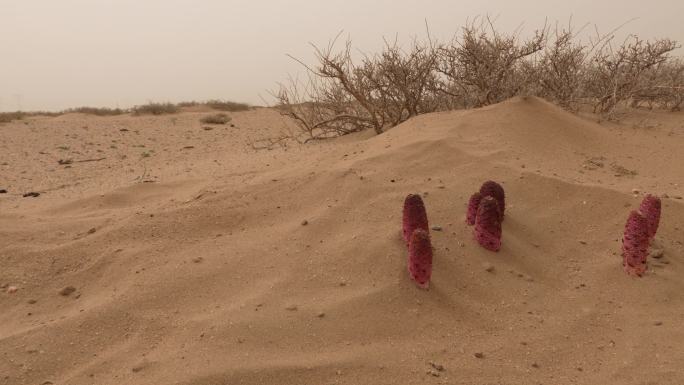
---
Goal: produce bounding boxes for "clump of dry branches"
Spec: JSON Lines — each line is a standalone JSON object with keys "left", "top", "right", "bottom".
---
{"left": 274, "top": 34, "right": 442, "bottom": 142}
{"left": 586, "top": 36, "right": 679, "bottom": 115}
{"left": 532, "top": 24, "right": 592, "bottom": 111}
{"left": 437, "top": 18, "right": 545, "bottom": 107}
{"left": 631, "top": 58, "right": 684, "bottom": 111}
{"left": 274, "top": 18, "right": 682, "bottom": 141}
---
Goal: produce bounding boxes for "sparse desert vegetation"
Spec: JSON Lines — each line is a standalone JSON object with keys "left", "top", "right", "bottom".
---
{"left": 62, "top": 106, "right": 127, "bottom": 116}
{"left": 0, "top": 112, "right": 24, "bottom": 124}
{"left": 2, "top": 5, "right": 684, "bottom": 385}
{"left": 0, "top": 100, "right": 250, "bottom": 119}
{"left": 276, "top": 19, "right": 683, "bottom": 141}
{"left": 200, "top": 113, "right": 232, "bottom": 124}
{"left": 0, "top": 111, "right": 64, "bottom": 123}
{"left": 132, "top": 102, "right": 180, "bottom": 116}
{"left": 178, "top": 100, "right": 251, "bottom": 111}
{"left": 2, "top": 89, "right": 684, "bottom": 385}
{"left": 203, "top": 100, "right": 250, "bottom": 112}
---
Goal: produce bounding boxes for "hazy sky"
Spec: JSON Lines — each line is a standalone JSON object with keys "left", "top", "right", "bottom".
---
{"left": 1, "top": 0, "right": 682, "bottom": 112}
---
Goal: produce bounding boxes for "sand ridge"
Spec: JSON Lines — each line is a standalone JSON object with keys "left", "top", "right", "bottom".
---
{"left": 1, "top": 96, "right": 684, "bottom": 385}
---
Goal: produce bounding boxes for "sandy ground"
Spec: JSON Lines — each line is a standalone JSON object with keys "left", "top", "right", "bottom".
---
{"left": 1, "top": 97, "right": 684, "bottom": 385}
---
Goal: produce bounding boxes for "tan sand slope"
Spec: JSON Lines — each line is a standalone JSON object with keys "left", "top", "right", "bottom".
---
{"left": 1, "top": 97, "right": 683, "bottom": 385}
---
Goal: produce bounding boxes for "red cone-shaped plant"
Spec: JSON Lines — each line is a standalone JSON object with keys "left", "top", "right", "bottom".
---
{"left": 466, "top": 192, "right": 482, "bottom": 225}
{"left": 622, "top": 210, "right": 650, "bottom": 277}
{"left": 639, "top": 194, "right": 661, "bottom": 239}
{"left": 408, "top": 229, "right": 432, "bottom": 289}
{"left": 402, "top": 194, "right": 429, "bottom": 247}
{"left": 479, "top": 180, "right": 505, "bottom": 220}
{"left": 474, "top": 196, "right": 502, "bottom": 252}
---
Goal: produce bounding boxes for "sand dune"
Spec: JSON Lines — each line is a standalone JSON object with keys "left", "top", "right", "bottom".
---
{"left": 1, "top": 97, "right": 683, "bottom": 385}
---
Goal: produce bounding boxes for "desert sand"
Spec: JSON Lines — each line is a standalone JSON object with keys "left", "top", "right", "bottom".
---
{"left": 1, "top": 96, "right": 683, "bottom": 385}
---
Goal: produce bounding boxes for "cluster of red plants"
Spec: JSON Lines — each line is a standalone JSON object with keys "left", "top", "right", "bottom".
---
{"left": 622, "top": 194, "right": 662, "bottom": 276}
{"left": 400, "top": 185, "right": 662, "bottom": 287}
{"left": 401, "top": 181, "right": 506, "bottom": 288}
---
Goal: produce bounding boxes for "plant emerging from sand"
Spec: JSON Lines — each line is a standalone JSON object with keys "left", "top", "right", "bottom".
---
{"left": 466, "top": 192, "right": 483, "bottom": 225}
{"left": 474, "top": 196, "right": 502, "bottom": 252}
{"left": 622, "top": 210, "right": 650, "bottom": 276}
{"left": 408, "top": 229, "right": 433, "bottom": 289}
{"left": 402, "top": 194, "right": 429, "bottom": 247}
{"left": 639, "top": 194, "right": 661, "bottom": 239}
{"left": 479, "top": 181, "right": 505, "bottom": 221}
{"left": 620, "top": 194, "right": 662, "bottom": 276}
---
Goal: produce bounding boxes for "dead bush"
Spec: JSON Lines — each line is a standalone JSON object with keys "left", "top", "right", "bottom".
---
{"left": 63, "top": 107, "right": 127, "bottom": 116}
{"left": 437, "top": 18, "right": 546, "bottom": 107}
{"left": 177, "top": 101, "right": 200, "bottom": 107}
{"left": 132, "top": 102, "right": 179, "bottom": 116}
{"left": 178, "top": 100, "right": 250, "bottom": 111}
{"left": 275, "top": 34, "right": 443, "bottom": 140}
{"left": 631, "top": 58, "right": 684, "bottom": 111}
{"left": 200, "top": 113, "right": 232, "bottom": 124}
{"left": 0, "top": 112, "right": 25, "bottom": 123}
{"left": 586, "top": 36, "right": 679, "bottom": 115}
{"left": 205, "top": 100, "right": 250, "bottom": 112}
{"left": 275, "top": 74, "right": 364, "bottom": 141}
{"left": 533, "top": 25, "right": 592, "bottom": 110}
{"left": 271, "top": 19, "right": 683, "bottom": 140}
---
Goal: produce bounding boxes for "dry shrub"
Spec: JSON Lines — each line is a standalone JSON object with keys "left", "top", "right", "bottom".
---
{"left": 177, "top": 101, "right": 200, "bottom": 107}
{"left": 275, "top": 18, "right": 683, "bottom": 141}
{"left": 132, "top": 102, "right": 180, "bottom": 115}
{"left": 275, "top": 22, "right": 683, "bottom": 141}
{"left": 586, "top": 36, "right": 679, "bottom": 115}
{"left": 0, "top": 111, "right": 63, "bottom": 123}
{"left": 200, "top": 113, "right": 232, "bottom": 124}
{"left": 367, "top": 38, "right": 443, "bottom": 122}
{"left": 437, "top": 18, "right": 545, "bottom": 107}
{"left": 177, "top": 100, "right": 250, "bottom": 111}
{"left": 275, "top": 34, "right": 443, "bottom": 141}
{"left": 532, "top": 25, "right": 593, "bottom": 111}
{"left": 631, "top": 58, "right": 684, "bottom": 111}
{"left": 0, "top": 112, "right": 25, "bottom": 123}
{"left": 275, "top": 72, "right": 373, "bottom": 141}
{"left": 1, "top": 100, "right": 250, "bottom": 122}
{"left": 63, "top": 107, "right": 127, "bottom": 116}
{"left": 204, "top": 100, "right": 250, "bottom": 112}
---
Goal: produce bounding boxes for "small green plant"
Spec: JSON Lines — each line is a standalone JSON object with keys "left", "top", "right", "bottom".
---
{"left": 200, "top": 113, "right": 232, "bottom": 124}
